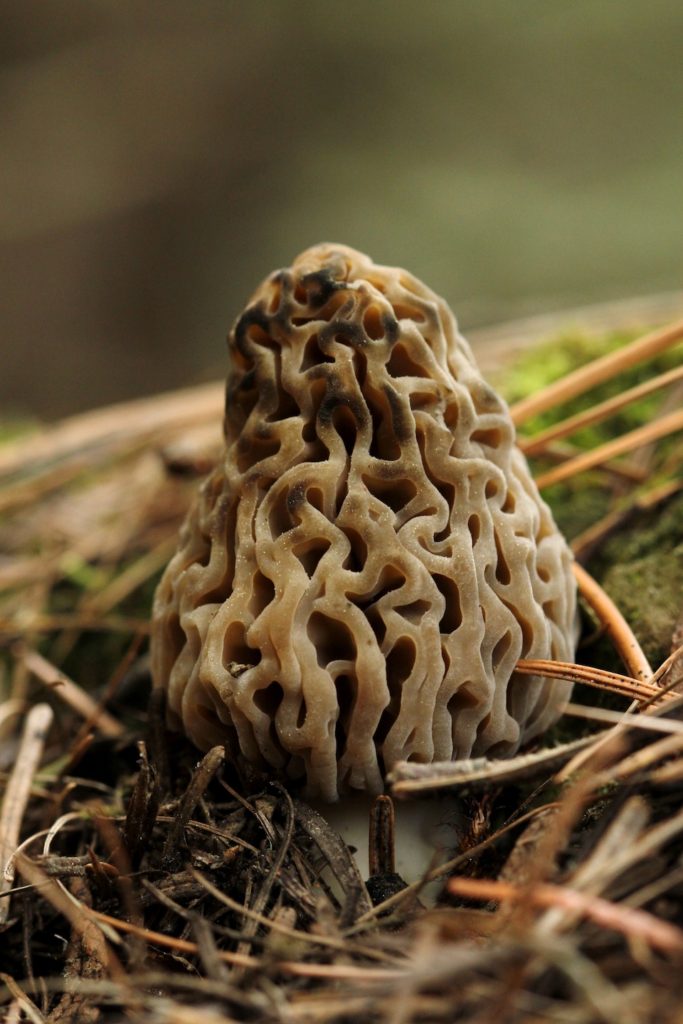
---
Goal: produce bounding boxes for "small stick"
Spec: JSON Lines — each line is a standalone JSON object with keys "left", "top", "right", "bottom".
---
{"left": 161, "top": 746, "right": 225, "bottom": 867}
{"left": 572, "top": 563, "right": 652, "bottom": 682}
{"left": 19, "top": 646, "right": 124, "bottom": 739}
{"left": 368, "top": 795, "right": 396, "bottom": 876}
{"left": 509, "top": 317, "right": 683, "bottom": 426}
{"left": 0, "top": 703, "right": 54, "bottom": 924}
{"left": 519, "top": 363, "right": 683, "bottom": 456}
{"left": 534, "top": 409, "right": 683, "bottom": 490}
{"left": 146, "top": 688, "right": 171, "bottom": 797}
{"left": 389, "top": 736, "right": 596, "bottom": 795}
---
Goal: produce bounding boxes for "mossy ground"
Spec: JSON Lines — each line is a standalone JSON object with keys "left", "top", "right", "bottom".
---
{"left": 500, "top": 328, "right": 682, "bottom": 668}
{"left": 500, "top": 329, "right": 682, "bottom": 538}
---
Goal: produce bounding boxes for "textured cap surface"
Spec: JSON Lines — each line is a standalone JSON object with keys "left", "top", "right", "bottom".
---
{"left": 151, "top": 244, "right": 577, "bottom": 800}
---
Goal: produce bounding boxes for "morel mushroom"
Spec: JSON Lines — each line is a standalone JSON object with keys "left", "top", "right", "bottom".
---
{"left": 151, "top": 244, "right": 577, "bottom": 802}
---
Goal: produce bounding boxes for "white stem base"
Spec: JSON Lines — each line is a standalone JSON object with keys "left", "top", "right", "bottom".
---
{"left": 312, "top": 793, "right": 463, "bottom": 886}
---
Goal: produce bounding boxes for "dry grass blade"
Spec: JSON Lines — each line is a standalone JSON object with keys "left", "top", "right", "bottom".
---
{"left": 519, "top": 363, "right": 683, "bottom": 456}
{"left": 18, "top": 646, "right": 124, "bottom": 739}
{"left": 0, "top": 613, "right": 151, "bottom": 637}
{"left": 592, "top": 732, "right": 683, "bottom": 786}
{"left": 509, "top": 317, "right": 683, "bottom": 425}
{"left": 80, "top": 537, "right": 178, "bottom": 616}
{"left": 534, "top": 408, "right": 683, "bottom": 490}
{"left": 0, "top": 703, "right": 53, "bottom": 924}
{"left": 67, "top": 908, "right": 406, "bottom": 981}
{"left": 0, "top": 974, "right": 45, "bottom": 1024}
{"left": 556, "top": 691, "right": 683, "bottom": 784}
{"left": 189, "top": 867, "right": 398, "bottom": 963}
{"left": 562, "top": 702, "right": 683, "bottom": 733}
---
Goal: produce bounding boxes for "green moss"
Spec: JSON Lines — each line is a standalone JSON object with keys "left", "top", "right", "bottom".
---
{"left": 501, "top": 328, "right": 682, "bottom": 674}
{"left": 501, "top": 329, "right": 681, "bottom": 443}
{"left": 601, "top": 546, "right": 682, "bottom": 668}
{"left": 591, "top": 491, "right": 683, "bottom": 668}
{"left": 598, "top": 489, "right": 683, "bottom": 567}
{"left": 499, "top": 329, "right": 682, "bottom": 541}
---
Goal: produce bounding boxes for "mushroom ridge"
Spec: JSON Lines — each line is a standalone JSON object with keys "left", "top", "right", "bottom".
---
{"left": 151, "top": 243, "right": 577, "bottom": 801}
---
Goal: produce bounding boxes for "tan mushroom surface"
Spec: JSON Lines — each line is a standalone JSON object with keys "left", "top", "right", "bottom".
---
{"left": 151, "top": 244, "right": 577, "bottom": 801}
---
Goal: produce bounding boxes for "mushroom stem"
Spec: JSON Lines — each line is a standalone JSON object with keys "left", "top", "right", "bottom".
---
{"left": 312, "top": 793, "right": 459, "bottom": 887}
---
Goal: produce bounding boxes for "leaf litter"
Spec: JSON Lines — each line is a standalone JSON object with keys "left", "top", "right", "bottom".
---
{"left": 1, "top": 322, "right": 683, "bottom": 1023}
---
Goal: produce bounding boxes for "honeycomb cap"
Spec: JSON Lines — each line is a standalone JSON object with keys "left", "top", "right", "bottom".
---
{"left": 151, "top": 244, "right": 577, "bottom": 800}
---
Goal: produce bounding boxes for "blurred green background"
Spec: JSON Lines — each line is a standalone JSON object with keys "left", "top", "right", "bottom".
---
{"left": 2, "top": 0, "right": 682, "bottom": 417}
